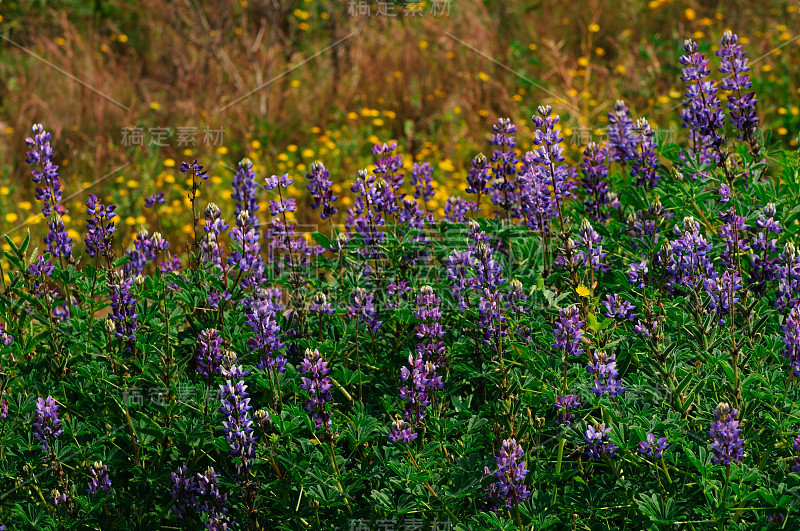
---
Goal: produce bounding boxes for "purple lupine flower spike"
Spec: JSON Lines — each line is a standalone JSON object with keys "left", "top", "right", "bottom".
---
{"left": 144, "top": 192, "right": 165, "bottom": 208}
{"left": 109, "top": 273, "right": 138, "bottom": 351}
{"left": 85, "top": 193, "right": 117, "bottom": 261}
{"left": 232, "top": 158, "right": 260, "bottom": 229}
{"left": 388, "top": 418, "right": 417, "bottom": 444}
{"left": 781, "top": 306, "right": 800, "bottom": 376}
{"left": 552, "top": 306, "right": 584, "bottom": 358}
{"left": 299, "top": 348, "right": 334, "bottom": 432}
{"left": 587, "top": 350, "right": 625, "bottom": 397}
{"left": 33, "top": 395, "right": 64, "bottom": 452}
{"left": 410, "top": 161, "right": 435, "bottom": 203}
{"left": 86, "top": 461, "right": 112, "bottom": 494}
{"left": 218, "top": 354, "right": 256, "bottom": 478}
{"left": 716, "top": 31, "right": 759, "bottom": 142}
{"left": 707, "top": 402, "right": 744, "bottom": 465}
{"left": 554, "top": 394, "right": 581, "bottom": 425}
{"left": 630, "top": 117, "right": 659, "bottom": 189}
{"left": 196, "top": 329, "right": 223, "bottom": 377}
{"left": 638, "top": 433, "right": 669, "bottom": 458}
{"left": 170, "top": 465, "right": 199, "bottom": 519}
{"left": 580, "top": 141, "right": 613, "bottom": 223}
{"left": 585, "top": 423, "right": 618, "bottom": 459}
{"left": 305, "top": 160, "right": 338, "bottom": 220}
{"left": 607, "top": 100, "right": 636, "bottom": 165}
{"left": 484, "top": 438, "right": 531, "bottom": 510}
{"left": 180, "top": 158, "right": 209, "bottom": 180}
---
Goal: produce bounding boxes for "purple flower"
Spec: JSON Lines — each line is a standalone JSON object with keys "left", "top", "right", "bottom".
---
{"left": 607, "top": 100, "right": 636, "bottom": 165}
{"left": 443, "top": 196, "right": 475, "bottom": 222}
{"left": 410, "top": 161, "right": 435, "bottom": 203}
{"left": 585, "top": 423, "right": 618, "bottom": 459}
{"left": 305, "top": 160, "right": 338, "bottom": 220}
{"left": 109, "top": 274, "right": 138, "bottom": 351}
{"left": 552, "top": 306, "right": 584, "bottom": 358}
{"left": 707, "top": 402, "right": 744, "bottom": 465}
{"left": 245, "top": 291, "right": 286, "bottom": 372}
{"left": 201, "top": 203, "right": 228, "bottom": 271}
{"left": 680, "top": 39, "right": 725, "bottom": 168}
{"left": 347, "top": 287, "right": 382, "bottom": 332}
{"left": 33, "top": 395, "right": 63, "bottom": 452}
{"left": 638, "top": 433, "right": 669, "bottom": 458}
{"left": 196, "top": 329, "right": 223, "bottom": 377}
{"left": 388, "top": 418, "right": 417, "bottom": 444}
{"left": 531, "top": 106, "right": 570, "bottom": 223}
{"left": 398, "top": 351, "right": 444, "bottom": 424}
{"left": 264, "top": 172, "right": 293, "bottom": 191}
{"left": 484, "top": 438, "right": 531, "bottom": 510}
{"left": 232, "top": 158, "right": 260, "bottom": 229}
{"left": 196, "top": 467, "right": 233, "bottom": 530}
{"left": 602, "top": 294, "right": 637, "bottom": 321}
{"left": 665, "top": 216, "right": 715, "bottom": 293}
{"left": 630, "top": 117, "right": 659, "bottom": 189}
{"left": 86, "top": 461, "right": 112, "bottom": 494}
{"left": 144, "top": 192, "right": 165, "bottom": 208}
{"left": 577, "top": 219, "right": 609, "bottom": 272}
{"left": 0, "top": 326, "right": 14, "bottom": 347}
{"left": 218, "top": 360, "right": 256, "bottom": 478}
{"left": 299, "top": 348, "right": 334, "bottom": 432}
{"left": 703, "top": 271, "right": 742, "bottom": 325}
{"left": 587, "top": 350, "right": 625, "bottom": 398}
{"left": 580, "top": 142, "right": 613, "bottom": 223}
{"left": 170, "top": 465, "right": 199, "bottom": 519}
{"left": 554, "top": 394, "right": 581, "bottom": 425}
{"left": 309, "top": 292, "right": 334, "bottom": 315}
{"left": 180, "top": 158, "right": 209, "bottom": 180}
{"left": 716, "top": 31, "right": 759, "bottom": 141}
{"left": 85, "top": 193, "right": 116, "bottom": 260}
{"left": 781, "top": 306, "right": 800, "bottom": 376}
{"left": 487, "top": 117, "right": 519, "bottom": 216}
{"left": 465, "top": 153, "right": 490, "bottom": 208}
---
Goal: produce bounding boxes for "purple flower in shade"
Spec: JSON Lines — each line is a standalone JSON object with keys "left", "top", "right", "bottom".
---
{"left": 26, "top": 255, "right": 55, "bottom": 296}
{"left": 51, "top": 488, "right": 68, "bottom": 506}
{"left": 387, "top": 418, "right": 418, "bottom": 444}
{"left": 465, "top": 153, "right": 490, "bottom": 209}
{"left": 218, "top": 359, "right": 256, "bottom": 478}
{"left": 180, "top": 158, "right": 209, "bottom": 180}
{"left": 718, "top": 207, "right": 751, "bottom": 271}
{"left": 767, "top": 514, "right": 786, "bottom": 525}
{"left": 781, "top": 306, "right": 800, "bottom": 376}
{"left": 1, "top": 398, "right": 8, "bottom": 420}
{"left": 626, "top": 197, "right": 673, "bottom": 250}
{"left": 445, "top": 248, "right": 473, "bottom": 310}
{"left": 206, "top": 289, "right": 232, "bottom": 310}
{"left": 531, "top": 106, "right": 570, "bottom": 224}
{"left": 86, "top": 461, "right": 111, "bottom": 494}
{"left": 607, "top": 100, "right": 637, "bottom": 165}
{"left": 85, "top": 193, "right": 116, "bottom": 261}
{"left": 775, "top": 243, "right": 800, "bottom": 312}
{"left": 750, "top": 203, "right": 782, "bottom": 295}
{"left": 385, "top": 279, "right": 412, "bottom": 310}
{"left": 587, "top": 350, "right": 625, "bottom": 398}
{"left": 630, "top": 117, "right": 659, "bottom": 189}
{"left": 602, "top": 294, "right": 637, "bottom": 321}
{"left": 703, "top": 271, "right": 742, "bottom": 325}
{"left": 410, "top": 161, "right": 435, "bottom": 203}
{"left": 791, "top": 429, "right": 800, "bottom": 474}
{"left": 719, "top": 183, "right": 731, "bottom": 203}
{"left": 638, "top": 433, "right": 669, "bottom": 458}
{"left": 487, "top": 117, "right": 519, "bottom": 216}
{"left": 707, "top": 402, "right": 744, "bottom": 466}
{"left": 347, "top": 287, "right": 382, "bottom": 332}
{"left": 634, "top": 319, "right": 658, "bottom": 339}
{"left": 517, "top": 154, "right": 557, "bottom": 235}
{"left": 170, "top": 465, "right": 199, "bottom": 519}
{"left": 244, "top": 292, "right": 286, "bottom": 372}
{"left": 716, "top": 31, "right": 759, "bottom": 142}
{"left": 665, "top": 216, "right": 715, "bottom": 293}
{"left": 305, "top": 160, "right": 338, "bottom": 220}
{"left": 484, "top": 438, "right": 531, "bottom": 510}
{"left": 196, "top": 467, "right": 233, "bottom": 530}
{"left": 232, "top": 158, "right": 260, "bottom": 229}
{"left": 33, "top": 395, "right": 63, "bottom": 452}
{"left": 144, "top": 192, "right": 165, "bottom": 208}
{"left": 577, "top": 219, "right": 609, "bottom": 273}
{"left": 443, "top": 196, "right": 475, "bottom": 222}
{"left": 371, "top": 141, "right": 403, "bottom": 214}
{"left": 679, "top": 39, "right": 725, "bottom": 170}
{"left": 414, "top": 285, "right": 446, "bottom": 362}
{"left": 554, "top": 394, "right": 581, "bottom": 425}
{"left": 109, "top": 274, "right": 138, "bottom": 351}
{"left": 299, "top": 349, "right": 334, "bottom": 432}
{"left": 123, "top": 229, "right": 169, "bottom": 277}
{"left": 552, "top": 306, "right": 584, "bottom": 358}
{"left": 508, "top": 278, "right": 528, "bottom": 314}
{"left": 580, "top": 142, "right": 614, "bottom": 223}
{"left": 196, "top": 329, "right": 223, "bottom": 377}
{"left": 585, "top": 423, "right": 618, "bottom": 459}
{"left": 0, "top": 326, "right": 14, "bottom": 347}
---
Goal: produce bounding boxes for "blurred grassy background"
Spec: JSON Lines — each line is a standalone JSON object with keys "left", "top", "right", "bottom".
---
{"left": 1, "top": 0, "right": 799, "bottom": 258}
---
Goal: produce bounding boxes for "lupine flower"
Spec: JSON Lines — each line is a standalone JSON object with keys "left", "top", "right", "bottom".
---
{"left": 109, "top": 274, "right": 138, "bottom": 351}
{"left": 707, "top": 402, "right": 744, "bottom": 465}
{"left": 602, "top": 294, "right": 637, "bottom": 321}
{"left": 144, "top": 192, "right": 165, "bottom": 208}
{"left": 170, "top": 465, "right": 199, "bottom": 519}
{"left": 218, "top": 359, "right": 256, "bottom": 478}
{"left": 371, "top": 141, "right": 404, "bottom": 214}
{"left": 180, "top": 158, "right": 209, "bottom": 180}
{"left": 466, "top": 153, "right": 491, "bottom": 208}
{"left": 387, "top": 418, "right": 417, "bottom": 444}
{"left": 531, "top": 106, "right": 570, "bottom": 224}
{"left": 680, "top": 39, "right": 725, "bottom": 170}
{"left": 487, "top": 117, "right": 519, "bottom": 216}
{"left": 587, "top": 350, "right": 625, "bottom": 397}
{"left": 305, "top": 160, "right": 338, "bottom": 220}
{"left": 580, "top": 142, "right": 614, "bottom": 222}
{"left": 86, "top": 461, "right": 112, "bottom": 494}
{"left": 398, "top": 351, "right": 444, "bottom": 424}
{"left": 703, "top": 271, "right": 742, "bottom": 324}
{"left": 245, "top": 291, "right": 286, "bottom": 372}
{"left": 585, "top": 423, "right": 618, "bottom": 459}
{"left": 781, "top": 306, "right": 800, "bottom": 376}
{"left": 484, "top": 438, "right": 531, "bottom": 510}
{"left": 552, "top": 306, "right": 584, "bottom": 358}
{"left": 443, "top": 196, "right": 474, "bottom": 222}
{"left": 508, "top": 278, "right": 528, "bottom": 313}
{"left": 638, "top": 433, "right": 669, "bottom": 458}
{"left": 716, "top": 31, "right": 758, "bottom": 141}
{"left": 201, "top": 203, "right": 229, "bottom": 270}
{"left": 775, "top": 242, "right": 800, "bottom": 312}
{"left": 33, "top": 395, "right": 63, "bottom": 452}
{"left": 630, "top": 117, "right": 659, "bottom": 189}
{"left": 309, "top": 292, "right": 335, "bottom": 315}
{"left": 85, "top": 193, "right": 117, "bottom": 260}
{"left": 577, "top": 218, "right": 609, "bottom": 272}
{"left": 718, "top": 207, "right": 750, "bottom": 270}
{"left": 0, "top": 326, "right": 14, "bottom": 347}
{"left": 665, "top": 216, "right": 715, "bottom": 293}
{"left": 0, "top": 398, "right": 8, "bottom": 420}
{"left": 554, "top": 394, "right": 581, "bottom": 425}
{"left": 232, "top": 158, "right": 260, "bottom": 229}
{"left": 767, "top": 514, "right": 786, "bottom": 525}
{"left": 386, "top": 279, "right": 412, "bottom": 310}
{"left": 607, "top": 100, "right": 637, "bottom": 165}
{"left": 196, "top": 329, "right": 223, "bottom": 377}
{"left": 410, "top": 161, "right": 435, "bottom": 203}
{"left": 347, "top": 287, "right": 382, "bottom": 332}
{"left": 51, "top": 488, "right": 68, "bottom": 506}
{"left": 626, "top": 197, "right": 673, "bottom": 250}
{"left": 196, "top": 467, "right": 233, "bottom": 530}
{"left": 299, "top": 349, "right": 334, "bottom": 432}
{"left": 750, "top": 203, "right": 782, "bottom": 294}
